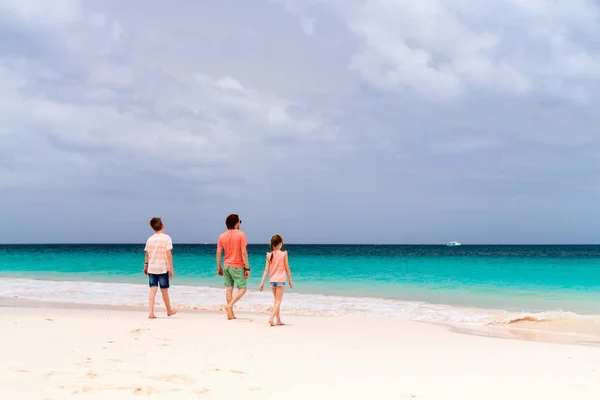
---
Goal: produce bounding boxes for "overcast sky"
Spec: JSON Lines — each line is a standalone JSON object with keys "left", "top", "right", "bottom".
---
{"left": 2, "top": 0, "right": 600, "bottom": 244}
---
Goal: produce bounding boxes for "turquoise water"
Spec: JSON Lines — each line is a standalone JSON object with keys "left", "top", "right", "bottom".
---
{"left": 1, "top": 244, "right": 600, "bottom": 315}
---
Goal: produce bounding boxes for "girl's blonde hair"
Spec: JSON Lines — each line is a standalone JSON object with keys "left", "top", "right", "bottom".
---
{"left": 269, "top": 234, "right": 283, "bottom": 263}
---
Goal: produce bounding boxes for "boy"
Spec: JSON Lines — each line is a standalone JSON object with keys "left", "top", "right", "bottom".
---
{"left": 144, "top": 217, "right": 176, "bottom": 319}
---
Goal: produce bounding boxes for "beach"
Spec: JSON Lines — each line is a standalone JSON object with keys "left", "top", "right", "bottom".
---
{"left": 1, "top": 302, "right": 599, "bottom": 399}
{"left": 2, "top": 244, "right": 600, "bottom": 398}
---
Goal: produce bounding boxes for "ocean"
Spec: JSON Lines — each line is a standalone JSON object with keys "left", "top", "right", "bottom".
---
{"left": 1, "top": 244, "right": 600, "bottom": 331}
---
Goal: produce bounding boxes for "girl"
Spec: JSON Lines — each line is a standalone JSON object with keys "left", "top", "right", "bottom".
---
{"left": 259, "top": 234, "right": 293, "bottom": 326}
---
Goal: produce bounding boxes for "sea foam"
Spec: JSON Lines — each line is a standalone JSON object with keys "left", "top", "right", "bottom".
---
{"left": 3, "top": 278, "right": 599, "bottom": 333}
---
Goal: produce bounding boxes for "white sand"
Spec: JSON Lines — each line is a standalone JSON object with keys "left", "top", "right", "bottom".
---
{"left": 1, "top": 305, "right": 599, "bottom": 399}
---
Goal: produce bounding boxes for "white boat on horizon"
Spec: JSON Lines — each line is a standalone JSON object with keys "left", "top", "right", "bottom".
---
{"left": 447, "top": 241, "right": 462, "bottom": 246}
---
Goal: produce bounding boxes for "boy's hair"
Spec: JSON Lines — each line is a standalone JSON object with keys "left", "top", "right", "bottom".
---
{"left": 225, "top": 214, "right": 240, "bottom": 230}
{"left": 150, "top": 217, "right": 164, "bottom": 232}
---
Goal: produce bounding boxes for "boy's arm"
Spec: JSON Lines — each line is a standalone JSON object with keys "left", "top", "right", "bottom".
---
{"left": 166, "top": 237, "right": 174, "bottom": 278}
{"left": 167, "top": 250, "right": 174, "bottom": 278}
{"left": 144, "top": 251, "right": 149, "bottom": 275}
{"left": 285, "top": 252, "right": 292, "bottom": 288}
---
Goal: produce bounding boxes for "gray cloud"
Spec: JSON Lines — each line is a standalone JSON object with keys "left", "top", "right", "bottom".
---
{"left": 1, "top": 0, "right": 600, "bottom": 244}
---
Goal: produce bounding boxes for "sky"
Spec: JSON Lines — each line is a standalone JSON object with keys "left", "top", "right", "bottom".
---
{"left": 1, "top": 0, "right": 600, "bottom": 244}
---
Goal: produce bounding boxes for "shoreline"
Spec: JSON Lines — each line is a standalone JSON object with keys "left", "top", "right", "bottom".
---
{"left": 3, "top": 295, "right": 600, "bottom": 348}
{"left": 3, "top": 274, "right": 600, "bottom": 345}
{"left": 2, "top": 273, "right": 598, "bottom": 314}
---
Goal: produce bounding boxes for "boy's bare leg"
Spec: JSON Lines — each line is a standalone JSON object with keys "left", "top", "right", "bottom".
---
{"left": 225, "top": 288, "right": 246, "bottom": 320}
{"left": 148, "top": 287, "right": 158, "bottom": 319}
{"left": 160, "top": 289, "right": 177, "bottom": 316}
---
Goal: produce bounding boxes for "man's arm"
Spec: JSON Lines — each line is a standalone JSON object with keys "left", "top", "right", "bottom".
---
{"left": 240, "top": 232, "right": 250, "bottom": 279}
{"left": 242, "top": 246, "right": 250, "bottom": 279}
{"left": 216, "top": 246, "right": 223, "bottom": 276}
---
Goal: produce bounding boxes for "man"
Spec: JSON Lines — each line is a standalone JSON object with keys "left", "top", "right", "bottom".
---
{"left": 216, "top": 214, "right": 250, "bottom": 320}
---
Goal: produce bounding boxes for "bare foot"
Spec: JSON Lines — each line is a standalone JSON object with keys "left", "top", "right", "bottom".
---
{"left": 276, "top": 322, "right": 285, "bottom": 326}
{"left": 149, "top": 314, "right": 157, "bottom": 319}
{"left": 225, "top": 306, "right": 235, "bottom": 320}
{"left": 269, "top": 320, "right": 276, "bottom": 327}
{"left": 167, "top": 309, "right": 177, "bottom": 317}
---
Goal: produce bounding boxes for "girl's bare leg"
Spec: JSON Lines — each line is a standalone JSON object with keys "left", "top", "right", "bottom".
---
{"left": 269, "top": 287, "right": 277, "bottom": 326}
{"left": 274, "top": 286, "right": 285, "bottom": 325}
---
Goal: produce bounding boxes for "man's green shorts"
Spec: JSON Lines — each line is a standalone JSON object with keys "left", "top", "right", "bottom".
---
{"left": 223, "top": 266, "right": 247, "bottom": 289}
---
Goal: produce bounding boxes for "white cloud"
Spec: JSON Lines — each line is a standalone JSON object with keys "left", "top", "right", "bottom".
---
{"left": 215, "top": 76, "right": 246, "bottom": 92}
{"left": 1, "top": 0, "right": 83, "bottom": 27}
{"left": 0, "top": 0, "right": 338, "bottom": 197}
{"left": 2, "top": 0, "right": 600, "bottom": 243}
{"left": 278, "top": 0, "right": 600, "bottom": 101}
{"left": 271, "top": 0, "right": 317, "bottom": 36}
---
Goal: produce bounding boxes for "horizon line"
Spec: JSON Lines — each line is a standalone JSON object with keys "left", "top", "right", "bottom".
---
{"left": 1, "top": 242, "right": 599, "bottom": 246}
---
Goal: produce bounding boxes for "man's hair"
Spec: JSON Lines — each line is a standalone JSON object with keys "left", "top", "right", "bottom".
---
{"left": 150, "top": 217, "right": 163, "bottom": 232}
{"left": 225, "top": 214, "right": 240, "bottom": 230}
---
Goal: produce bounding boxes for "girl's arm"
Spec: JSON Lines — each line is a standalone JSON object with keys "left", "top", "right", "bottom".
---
{"left": 259, "top": 254, "right": 270, "bottom": 292}
{"left": 285, "top": 252, "right": 293, "bottom": 289}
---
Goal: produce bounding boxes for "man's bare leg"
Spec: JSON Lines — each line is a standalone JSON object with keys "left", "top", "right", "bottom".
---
{"left": 160, "top": 288, "right": 177, "bottom": 316}
{"left": 226, "top": 286, "right": 233, "bottom": 305}
{"left": 225, "top": 288, "right": 246, "bottom": 320}
{"left": 148, "top": 287, "right": 158, "bottom": 319}
{"left": 225, "top": 287, "right": 235, "bottom": 319}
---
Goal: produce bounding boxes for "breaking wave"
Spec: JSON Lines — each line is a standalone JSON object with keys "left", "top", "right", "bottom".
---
{"left": 3, "top": 278, "right": 600, "bottom": 336}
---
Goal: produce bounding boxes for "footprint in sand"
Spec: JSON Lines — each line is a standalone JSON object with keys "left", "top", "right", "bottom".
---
{"left": 131, "top": 387, "right": 154, "bottom": 395}
{"left": 154, "top": 374, "right": 195, "bottom": 384}
{"left": 45, "top": 318, "right": 54, "bottom": 322}
{"left": 230, "top": 369, "right": 248, "bottom": 375}
{"left": 45, "top": 371, "right": 75, "bottom": 379}
{"left": 71, "top": 385, "right": 95, "bottom": 394}
{"left": 130, "top": 328, "right": 150, "bottom": 336}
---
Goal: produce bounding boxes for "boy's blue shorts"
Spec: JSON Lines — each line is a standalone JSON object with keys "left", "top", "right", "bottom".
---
{"left": 149, "top": 272, "right": 170, "bottom": 289}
